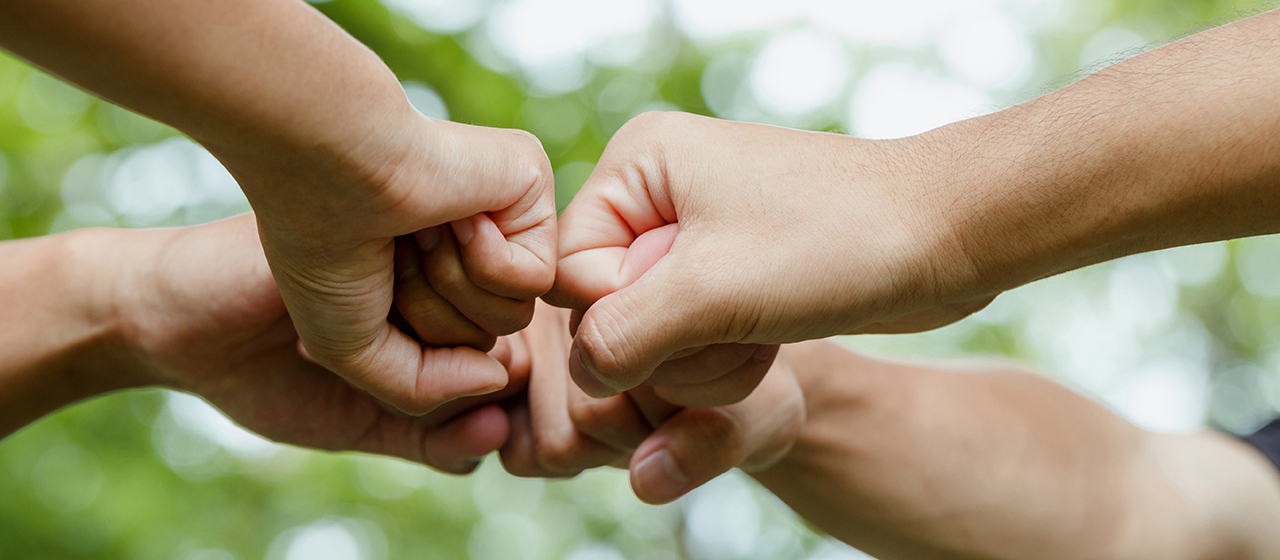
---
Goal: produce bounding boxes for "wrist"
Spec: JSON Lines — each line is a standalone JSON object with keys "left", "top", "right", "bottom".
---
{"left": 214, "top": 85, "right": 430, "bottom": 237}
{"left": 1121, "top": 432, "right": 1280, "bottom": 560}
{"left": 57, "top": 228, "right": 166, "bottom": 393}
{"left": 850, "top": 131, "right": 1002, "bottom": 317}
{"left": 0, "top": 229, "right": 152, "bottom": 435}
{"left": 910, "top": 110, "right": 1094, "bottom": 295}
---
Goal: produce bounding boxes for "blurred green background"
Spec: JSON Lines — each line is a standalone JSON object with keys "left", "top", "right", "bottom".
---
{"left": 2, "top": 0, "right": 1279, "bottom": 558}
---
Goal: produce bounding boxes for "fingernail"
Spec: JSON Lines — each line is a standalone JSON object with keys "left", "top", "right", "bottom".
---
{"left": 752, "top": 344, "right": 777, "bottom": 361}
{"left": 633, "top": 450, "right": 689, "bottom": 503}
{"left": 569, "top": 346, "right": 617, "bottom": 398}
{"left": 414, "top": 227, "right": 441, "bottom": 252}
{"left": 452, "top": 217, "right": 476, "bottom": 245}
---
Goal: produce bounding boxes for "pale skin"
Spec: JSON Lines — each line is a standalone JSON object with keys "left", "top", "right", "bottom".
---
{"left": 0, "top": 0, "right": 559, "bottom": 416}
{"left": 499, "top": 304, "right": 1280, "bottom": 560}
{"left": 0, "top": 214, "right": 519, "bottom": 473}
{"left": 3, "top": 222, "right": 1278, "bottom": 560}
{"left": 549, "top": 8, "right": 1280, "bottom": 404}
{"left": 2, "top": 2, "right": 1279, "bottom": 559}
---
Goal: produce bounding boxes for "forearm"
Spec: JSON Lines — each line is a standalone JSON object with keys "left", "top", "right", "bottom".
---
{"left": 0, "top": 230, "right": 144, "bottom": 437}
{"left": 755, "top": 341, "right": 1280, "bottom": 560}
{"left": 0, "top": 0, "right": 411, "bottom": 166}
{"left": 919, "top": 8, "right": 1280, "bottom": 295}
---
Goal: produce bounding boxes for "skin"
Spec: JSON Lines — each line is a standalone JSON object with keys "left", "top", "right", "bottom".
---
{"left": 500, "top": 308, "right": 1280, "bottom": 560}
{"left": 0, "top": 214, "right": 522, "bottom": 473}
{"left": 549, "top": 8, "right": 1280, "bottom": 404}
{"left": 0, "top": 0, "right": 558, "bottom": 416}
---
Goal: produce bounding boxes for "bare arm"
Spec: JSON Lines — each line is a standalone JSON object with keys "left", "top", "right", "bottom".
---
{"left": 755, "top": 341, "right": 1280, "bottom": 560}
{"left": 933, "top": 8, "right": 1280, "bottom": 298}
{"left": 0, "top": 233, "right": 129, "bottom": 436}
{"left": 548, "top": 9, "right": 1280, "bottom": 396}
{"left": 0, "top": 216, "right": 522, "bottom": 472}
{"left": 0, "top": 0, "right": 398, "bottom": 161}
{"left": 0, "top": 0, "right": 559, "bottom": 415}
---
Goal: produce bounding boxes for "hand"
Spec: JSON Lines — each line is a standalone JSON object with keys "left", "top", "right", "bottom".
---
{"left": 103, "top": 214, "right": 526, "bottom": 472}
{"left": 494, "top": 302, "right": 804, "bottom": 504}
{"left": 549, "top": 111, "right": 987, "bottom": 401}
{"left": 224, "top": 108, "right": 557, "bottom": 416}
{"left": 754, "top": 341, "right": 1280, "bottom": 560}
{"left": 0, "top": 0, "right": 558, "bottom": 417}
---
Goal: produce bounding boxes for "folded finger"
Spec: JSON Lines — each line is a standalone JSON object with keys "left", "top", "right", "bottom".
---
{"left": 454, "top": 212, "right": 556, "bottom": 301}
{"left": 424, "top": 226, "right": 537, "bottom": 336}
{"left": 652, "top": 345, "right": 779, "bottom": 407}
{"left": 647, "top": 343, "right": 758, "bottom": 386}
{"left": 628, "top": 360, "right": 805, "bottom": 504}
{"left": 567, "top": 387, "right": 653, "bottom": 452}
{"left": 393, "top": 235, "right": 496, "bottom": 350}
{"left": 355, "top": 404, "right": 510, "bottom": 474}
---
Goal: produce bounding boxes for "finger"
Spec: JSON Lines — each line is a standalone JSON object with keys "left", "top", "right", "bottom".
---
{"left": 339, "top": 325, "right": 510, "bottom": 416}
{"left": 393, "top": 235, "right": 495, "bottom": 350}
{"left": 355, "top": 404, "right": 510, "bottom": 474}
{"left": 398, "top": 121, "right": 557, "bottom": 299}
{"left": 415, "top": 373, "right": 530, "bottom": 428}
{"left": 546, "top": 114, "right": 681, "bottom": 310}
{"left": 557, "top": 223, "right": 711, "bottom": 397}
{"left": 453, "top": 212, "right": 556, "bottom": 301}
{"left": 629, "top": 360, "right": 805, "bottom": 504}
{"left": 424, "top": 226, "right": 537, "bottom": 337}
{"left": 488, "top": 334, "right": 531, "bottom": 379}
{"left": 568, "top": 262, "right": 718, "bottom": 397}
{"left": 550, "top": 222, "right": 680, "bottom": 309}
{"left": 499, "top": 398, "right": 546, "bottom": 477}
{"left": 625, "top": 385, "right": 682, "bottom": 428}
{"left": 408, "top": 331, "right": 536, "bottom": 427}
{"left": 647, "top": 343, "right": 759, "bottom": 386}
{"left": 390, "top": 120, "right": 555, "bottom": 240}
{"left": 526, "top": 333, "right": 624, "bottom": 475}
{"left": 652, "top": 345, "right": 779, "bottom": 407}
{"left": 566, "top": 386, "right": 654, "bottom": 452}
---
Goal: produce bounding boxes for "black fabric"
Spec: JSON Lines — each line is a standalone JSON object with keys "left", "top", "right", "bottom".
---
{"left": 1244, "top": 419, "right": 1280, "bottom": 476}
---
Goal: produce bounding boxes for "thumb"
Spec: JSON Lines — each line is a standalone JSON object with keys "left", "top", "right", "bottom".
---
{"left": 558, "top": 224, "right": 692, "bottom": 397}
{"left": 569, "top": 252, "right": 716, "bottom": 398}
{"left": 628, "top": 359, "right": 805, "bottom": 504}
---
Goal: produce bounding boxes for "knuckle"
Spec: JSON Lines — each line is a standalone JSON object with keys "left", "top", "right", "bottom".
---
{"left": 623, "top": 110, "right": 681, "bottom": 136}
{"left": 567, "top": 398, "right": 615, "bottom": 432}
{"left": 680, "top": 408, "right": 747, "bottom": 466}
{"left": 487, "top": 300, "right": 537, "bottom": 336}
{"left": 740, "top": 406, "right": 804, "bottom": 473}
{"left": 510, "top": 133, "right": 552, "bottom": 181}
{"left": 499, "top": 452, "right": 544, "bottom": 478}
{"left": 532, "top": 427, "right": 585, "bottom": 474}
{"left": 576, "top": 314, "right": 632, "bottom": 384}
{"left": 465, "top": 253, "right": 513, "bottom": 289}
{"left": 509, "top": 127, "right": 543, "bottom": 149}
{"left": 425, "top": 255, "right": 470, "bottom": 298}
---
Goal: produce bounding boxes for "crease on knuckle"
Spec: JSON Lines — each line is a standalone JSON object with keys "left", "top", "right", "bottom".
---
{"left": 426, "top": 256, "right": 470, "bottom": 298}
{"left": 577, "top": 311, "right": 632, "bottom": 385}
{"left": 740, "top": 401, "right": 805, "bottom": 473}
{"left": 532, "top": 425, "right": 585, "bottom": 474}
{"left": 567, "top": 398, "right": 616, "bottom": 433}
{"left": 679, "top": 407, "right": 747, "bottom": 469}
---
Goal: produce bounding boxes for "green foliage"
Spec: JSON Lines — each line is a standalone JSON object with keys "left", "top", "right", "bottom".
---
{"left": 2, "top": 2, "right": 1279, "bottom": 559}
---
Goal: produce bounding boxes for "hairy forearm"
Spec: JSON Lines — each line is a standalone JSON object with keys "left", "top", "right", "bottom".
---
{"left": 755, "top": 341, "right": 1280, "bottom": 560}
{"left": 921, "top": 8, "right": 1280, "bottom": 295}
{"left": 0, "top": 0, "right": 409, "bottom": 163}
{"left": 0, "top": 230, "right": 144, "bottom": 437}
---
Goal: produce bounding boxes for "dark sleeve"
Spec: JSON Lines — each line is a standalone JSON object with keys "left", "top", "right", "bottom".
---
{"left": 1244, "top": 419, "right": 1280, "bottom": 476}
